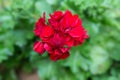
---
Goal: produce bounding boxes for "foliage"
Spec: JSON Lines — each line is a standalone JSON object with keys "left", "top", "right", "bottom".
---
{"left": 0, "top": 0, "right": 120, "bottom": 80}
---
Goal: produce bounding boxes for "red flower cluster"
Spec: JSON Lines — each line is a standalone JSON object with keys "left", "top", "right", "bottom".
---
{"left": 33, "top": 10, "right": 88, "bottom": 61}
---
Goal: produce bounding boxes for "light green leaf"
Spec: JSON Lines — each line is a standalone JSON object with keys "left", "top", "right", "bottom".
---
{"left": 90, "top": 46, "right": 112, "bottom": 74}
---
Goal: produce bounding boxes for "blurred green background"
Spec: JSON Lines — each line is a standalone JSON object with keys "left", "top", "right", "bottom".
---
{"left": 0, "top": 0, "right": 120, "bottom": 80}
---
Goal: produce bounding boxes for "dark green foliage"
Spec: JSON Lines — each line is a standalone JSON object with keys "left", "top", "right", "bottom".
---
{"left": 0, "top": 0, "right": 120, "bottom": 80}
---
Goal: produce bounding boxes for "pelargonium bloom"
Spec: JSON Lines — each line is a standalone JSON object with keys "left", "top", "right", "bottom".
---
{"left": 33, "top": 10, "right": 88, "bottom": 61}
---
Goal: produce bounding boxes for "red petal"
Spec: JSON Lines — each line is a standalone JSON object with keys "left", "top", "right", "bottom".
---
{"left": 61, "top": 51, "right": 70, "bottom": 59}
{"left": 69, "top": 27, "right": 83, "bottom": 38}
{"left": 65, "top": 36, "right": 74, "bottom": 47}
{"left": 59, "top": 10, "right": 73, "bottom": 31}
{"left": 50, "top": 49, "right": 62, "bottom": 61}
{"left": 73, "top": 40, "right": 80, "bottom": 46}
{"left": 49, "top": 33, "right": 65, "bottom": 47}
{"left": 49, "top": 48, "right": 70, "bottom": 61}
{"left": 71, "top": 15, "right": 82, "bottom": 27}
{"left": 44, "top": 43, "right": 53, "bottom": 53}
{"left": 40, "top": 26, "right": 54, "bottom": 38}
{"left": 50, "top": 11, "right": 63, "bottom": 20}
{"left": 66, "top": 39, "right": 74, "bottom": 47}
{"left": 79, "top": 33, "right": 89, "bottom": 44}
{"left": 64, "top": 10, "right": 72, "bottom": 18}
{"left": 33, "top": 41, "right": 45, "bottom": 54}
{"left": 50, "top": 54, "right": 61, "bottom": 62}
{"left": 34, "top": 13, "right": 46, "bottom": 36}
{"left": 48, "top": 19, "right": 59, "bottom": 30}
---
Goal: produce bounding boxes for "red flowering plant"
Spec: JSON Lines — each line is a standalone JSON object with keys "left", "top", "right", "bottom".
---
{"left": 33, "top": 10, "right": 89, "bottom": 61}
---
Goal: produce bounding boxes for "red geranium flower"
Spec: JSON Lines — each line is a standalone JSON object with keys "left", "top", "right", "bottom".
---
{"left": 33, "top": 10, "right": 88, "bottom": 61}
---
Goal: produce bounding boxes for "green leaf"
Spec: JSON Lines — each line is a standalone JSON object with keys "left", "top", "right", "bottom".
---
{"left": 35, "top": 0, "right": 53, "bottom": 18}
{"left": 89, "top": 46, "right": 112, "bottom": 74}
{"left": 37, "top": 61, "right": 57, "bottom": 80}
{"left": 63, "top": 47, "right": 90, "bottom": 73}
